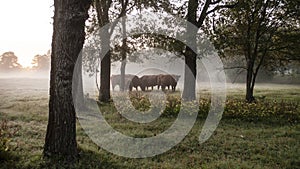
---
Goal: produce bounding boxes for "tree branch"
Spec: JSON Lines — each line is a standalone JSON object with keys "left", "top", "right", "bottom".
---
{"left": 210, "top": 0, "right": 222, "bottom": 5}
{"left": 224, "top": 66, "right": 247, "bottom": 70}
{"left": 196, "top": 0, "right": 210, "bottom": 28}
{"left": 206, "top": 3, "right": 238, "bottom": 16}
{"left": 232, "top": 69, "right": 245, "bottom": 83}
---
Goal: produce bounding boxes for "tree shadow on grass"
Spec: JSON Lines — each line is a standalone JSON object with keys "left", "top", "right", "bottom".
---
{"left": 0, "top": 150, "right": 20, "bottom": 169}
{"left": 36, "top": 148, "right": 129, "bottom": 169}
{"left": 1, "top": 148, "right": 129, "bottom": 169}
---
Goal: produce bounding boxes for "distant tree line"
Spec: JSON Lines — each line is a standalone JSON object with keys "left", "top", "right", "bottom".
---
{"left": 0, "top": 52, "right": 21, "bottom": 72}
{"left": 0, "top": 50, "right": 50, "bottom": 72}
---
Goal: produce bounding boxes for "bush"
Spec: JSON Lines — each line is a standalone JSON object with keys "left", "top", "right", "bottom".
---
{"left": 104, "top": 92, "right": 300, "bottom": 124}
{"left": 161, "top": 97, "right": 299, "bottom": 124}
{"left": 0, "top": 118, "right": 17, "bottom": 161}
{"left": 223, "top": 99, "right": 299, "bottom": 124}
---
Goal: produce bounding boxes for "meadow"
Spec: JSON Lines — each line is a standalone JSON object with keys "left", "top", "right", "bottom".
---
{"left": 0, "top": 78, "right": 299, "bottom": 169}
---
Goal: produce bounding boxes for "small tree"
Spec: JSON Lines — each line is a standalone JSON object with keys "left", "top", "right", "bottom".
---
{"left": 165, "top": 0, "right": 237, "bottom": 101}
{"left": 207, "top": 0, "right": 299, "bottom": 102}
{"left": 86, "top": 0, "right": 159, "bottom": 96}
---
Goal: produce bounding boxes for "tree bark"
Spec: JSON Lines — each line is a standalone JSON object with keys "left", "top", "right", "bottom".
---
{"left": 99, "top": 49, "right": 111, "bottom": 101}
{"left": 44, "top": 0, "right": 91, "bottom": 160}
{"left": 182, "top": 46, "right": 197, "bottom": 100}
{"left": 96, "top": 0, "right": 112, "bottom": 102}
{"left": 120, "top": 17, "right": 127, "bottom": 92}
{"left": 120, "top": 60, "right": 126, "bottom": 91}
{"left": 182, "top": 0, "right": 198, "bottom": 101}
{"left": 245, "top": 60, "right": 255, "bottom": 103}
{"left": 73, "top": 53, "right": 85, "bottom": 110}
{"left": 98, "top": 26, "right": 111, "bottom": 101}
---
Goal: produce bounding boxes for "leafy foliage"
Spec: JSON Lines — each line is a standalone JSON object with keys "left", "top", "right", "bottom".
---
{"left": 107, "top": 92, "right": 300, "bottom": 124}
{"left": 223, "top": 99, "right": 299, "bottom": 124}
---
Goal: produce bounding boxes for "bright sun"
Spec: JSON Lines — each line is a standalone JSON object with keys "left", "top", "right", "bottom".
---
{"left": 0, "top": 0, "right": 53, "bottom": 69}
{"left": 18, "top": 57, "right": 34, "bottom": 68}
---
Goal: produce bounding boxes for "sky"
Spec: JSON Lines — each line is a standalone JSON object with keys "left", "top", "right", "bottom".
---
{"left": 0, "top": 0, "right": 53, "bottom": 67}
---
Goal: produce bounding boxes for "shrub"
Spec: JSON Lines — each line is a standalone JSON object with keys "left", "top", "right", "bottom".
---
{"left": 223, "top": 99, "right": 299, "bottom": 124}
{"left": 0, "top": 118, "right": 17, "bottom": 161}
{"left": 103, "top": 92, "right": 300, "bottom": 124}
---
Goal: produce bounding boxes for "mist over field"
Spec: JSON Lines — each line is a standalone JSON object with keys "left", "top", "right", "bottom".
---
{"left": 0, "top": 76, "right": 299, "bottom": 98}
{"left": 2, "top": 50, "right": 299, "bottom": 94}
{"left": 0, "top": 71, "right": 49, "bottom": 79}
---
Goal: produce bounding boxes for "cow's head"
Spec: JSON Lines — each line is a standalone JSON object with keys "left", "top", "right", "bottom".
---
{"left": 173, "top": 75, "right": 181, "bottom": 82}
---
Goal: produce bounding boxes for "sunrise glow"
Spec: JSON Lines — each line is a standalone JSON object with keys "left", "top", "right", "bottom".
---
{"left": 0, "top": 0, "right": 53, "bottom": 68}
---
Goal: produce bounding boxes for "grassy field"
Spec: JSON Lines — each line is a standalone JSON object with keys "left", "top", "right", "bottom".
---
{"left": 0, "top": 78, "right": 299, "bottom": 169}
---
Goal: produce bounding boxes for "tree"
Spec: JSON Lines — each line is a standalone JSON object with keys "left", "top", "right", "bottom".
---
{"left": 207, "top": 0, "right": 299, "bottom": 102}
{"left": 31, "top": 53, "right": 50, "bottom": 71}
{"left": 180, "top": 0, "right": 236, "bottom": 101}
{"left": 120, "top": 17, "right": 127, "bottom": 91}
{"left": 0, "top": 51, "right": 22, "bottom": 72}
{"left": 89, "top": 0, "right": 137, "bottom": 99}
{"left": 115, "top": 0, "right": 171, "bottom": 92}
{"left": 44, "top": 0, "right": 91, "bottom": 160}
{"left": 94, "top": 0, "right": 113, "bottom": 102}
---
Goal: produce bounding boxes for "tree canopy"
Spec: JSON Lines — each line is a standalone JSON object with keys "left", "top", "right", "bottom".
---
{"left": 0, "top": 52, "right": 22, "bottom": 72}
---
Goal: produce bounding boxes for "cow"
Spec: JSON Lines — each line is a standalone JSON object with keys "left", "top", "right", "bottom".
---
{"left": 111, "top": 74, "right": 140, "bottom": 91}
{"left": 158, "top": 74, "right": 181, "bottom": 91}
{"left": 128, "top": 75, "right": 141, "bottom": 91}
{"left": 139, "top": 75, "right": 160, "bottom": 91}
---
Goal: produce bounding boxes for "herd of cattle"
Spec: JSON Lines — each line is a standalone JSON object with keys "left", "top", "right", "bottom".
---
{"left": 111, "top": 74, "right": 181, "bottom": 91}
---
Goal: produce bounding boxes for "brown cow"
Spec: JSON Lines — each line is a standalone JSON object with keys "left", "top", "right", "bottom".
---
{"left": 111, "top": 74, "right": 140, "bottom": 91}
{"left": 139, "top": 75, "right": 159, "bottom": 91}
{"left": 158, "top": 74, "right": 180, "bottom": 91}
{"left": 128, "top": 75, "right": 141, "bottom": 91}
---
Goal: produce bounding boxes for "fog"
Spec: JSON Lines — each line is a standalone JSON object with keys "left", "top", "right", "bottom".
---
{"left": 0, "top": 73, "right": 299, "bottom": 98}
{"left": 0, "top": 48, "right": 299, "bottom": 96}
{"left": 0, "top": 71, "right": 49, "bottom": 80}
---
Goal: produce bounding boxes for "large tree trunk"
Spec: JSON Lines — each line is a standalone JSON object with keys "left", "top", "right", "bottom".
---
{"left": 44, "top": 0, "right": 91, "bottom": 160}
{"left": 73, "top": 54, "right": 85, "bottom": 110}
